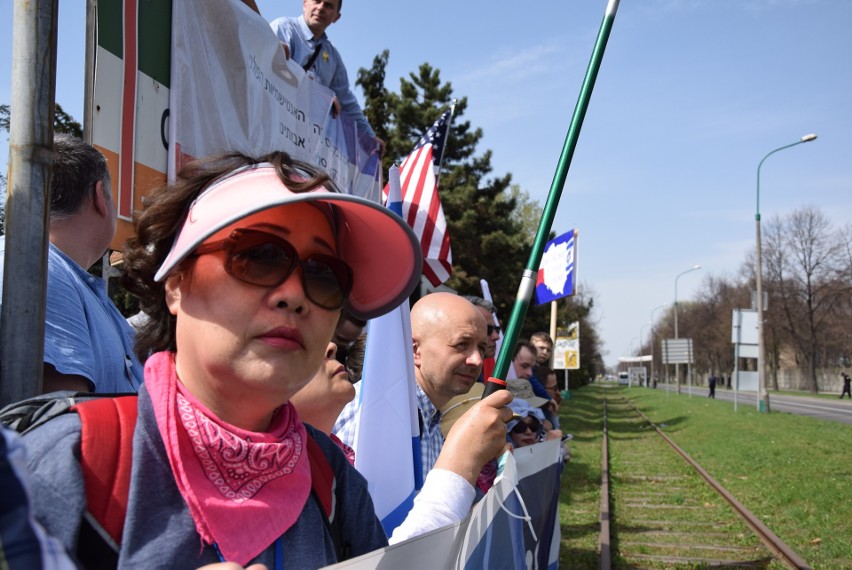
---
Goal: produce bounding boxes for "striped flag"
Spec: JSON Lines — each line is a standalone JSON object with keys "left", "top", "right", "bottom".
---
{"left": 352, "top": 166, "right": 422, "bottom": 536}
{"left": 385, "top": 108, "right": 454, "bottom": 286}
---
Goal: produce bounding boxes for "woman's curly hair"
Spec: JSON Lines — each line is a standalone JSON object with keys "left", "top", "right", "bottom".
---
{"left": 121, "top": 151, "right": 329, "bottom": 361}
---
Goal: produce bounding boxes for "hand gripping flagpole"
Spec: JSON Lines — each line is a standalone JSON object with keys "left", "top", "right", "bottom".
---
{"left": 484, "top": 0, "right": 621, "bottom": 397}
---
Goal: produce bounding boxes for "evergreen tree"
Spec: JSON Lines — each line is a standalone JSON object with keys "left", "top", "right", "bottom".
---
{"left": 356, "top": 54, "right": 604, "bottom": 381}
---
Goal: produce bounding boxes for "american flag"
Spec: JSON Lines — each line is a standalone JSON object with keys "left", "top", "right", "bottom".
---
{"left": 385, "top": 108, "right": 454, "bottom": 286}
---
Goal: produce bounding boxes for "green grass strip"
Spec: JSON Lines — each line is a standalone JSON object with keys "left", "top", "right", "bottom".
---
{"left": 556, "top": 384, "right": 851, "bottom": 569}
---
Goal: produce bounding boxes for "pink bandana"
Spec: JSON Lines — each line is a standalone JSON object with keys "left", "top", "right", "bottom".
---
{"left": 145, "top": 352, "right": 311, "bottom": 565}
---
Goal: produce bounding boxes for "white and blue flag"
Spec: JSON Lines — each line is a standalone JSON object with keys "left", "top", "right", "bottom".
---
{"left": 351, "top": 166, "right": 422, "bottom": 536}
{"left": 535, "top": 229, "right": 578, "bottom": 305}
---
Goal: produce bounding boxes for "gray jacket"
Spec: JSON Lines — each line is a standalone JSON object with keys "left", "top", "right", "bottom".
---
{"left": 22, "top": 386, "right": 387, "bottom": 568}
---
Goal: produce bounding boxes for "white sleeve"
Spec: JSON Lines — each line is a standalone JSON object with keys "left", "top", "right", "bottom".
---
{"left": 388, "top": 468, "right": 475, "bottom": 544}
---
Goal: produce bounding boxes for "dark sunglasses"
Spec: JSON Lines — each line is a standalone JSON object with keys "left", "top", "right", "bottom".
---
{"left": 193, "top": 228, "right": 353, "bottom": 310}
{"left": 511, "top": 418, "right": 542, "bottom": 435}
{"left": 487, "top": 324, "right": 501, "bottom": 336}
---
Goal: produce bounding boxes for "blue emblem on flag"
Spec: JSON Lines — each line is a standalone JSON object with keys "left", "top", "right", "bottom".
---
{"left": 535, "top": 229, "right": 577, "bottom": 305}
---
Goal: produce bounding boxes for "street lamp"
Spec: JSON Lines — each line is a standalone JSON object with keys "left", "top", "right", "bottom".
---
{"left": 649, "top": 304, "right": 667, "bottom": 387}
{"left": 755, "top": 133, "right": 817, "bottom": 414}
{"left": 674, "top": 265, "right": 701, "bottom": 394}
{"left": 639, "top": 322, "right": 651, "bottom": 386}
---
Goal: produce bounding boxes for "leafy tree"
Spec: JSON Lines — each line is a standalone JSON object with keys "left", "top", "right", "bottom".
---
{"left": 0, "top": 103, "right": 9, "bottom": 132}
{"left": 690, "top": 275, "right": 751, "bottom": 380}
{"left": 52, "top": 103, "right": 83, "bottom": 138}
{"left": 358, "top": 57, "right": 526, "bottom": 318}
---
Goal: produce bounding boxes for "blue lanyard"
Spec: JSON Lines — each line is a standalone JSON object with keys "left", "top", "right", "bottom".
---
{"left": 214, "top": 539, "right": 283, "bottom": 570}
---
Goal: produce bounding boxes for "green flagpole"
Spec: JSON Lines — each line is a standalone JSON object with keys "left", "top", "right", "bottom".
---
{"left": 485, "top": 0, "right": 621, "bottom": 395}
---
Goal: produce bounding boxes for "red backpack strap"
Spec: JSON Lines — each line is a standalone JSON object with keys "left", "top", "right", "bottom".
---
{"left": 71, "top": 396, "right": 138, "bottom": 547}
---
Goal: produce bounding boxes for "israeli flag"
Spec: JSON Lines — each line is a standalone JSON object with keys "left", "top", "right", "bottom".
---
{"left": 352, "top": 166, "right": 422, "bottom": 535}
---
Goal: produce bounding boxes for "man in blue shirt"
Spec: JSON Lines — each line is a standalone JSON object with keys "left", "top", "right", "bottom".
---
{"left": 0, "top": 134, "right": 143, "bottom": 393}
{"left": 269, "top": 0, "right": 385, "bottom": 156}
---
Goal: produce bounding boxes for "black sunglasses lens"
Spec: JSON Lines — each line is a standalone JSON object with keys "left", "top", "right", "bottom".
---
{"left": 303, "top": 256, "right": 352, "bottom": 310}
{"left": 224, "top": 230, "right": 352, "bottom": 310}
{"left": 511, "top": 420, "right": 541, "bottom": 434}
{"left": 487, "top": 325, "right": 501, "bottom": 335}
{"left": 229, "top": 237, "right": 297, "bottom": 286}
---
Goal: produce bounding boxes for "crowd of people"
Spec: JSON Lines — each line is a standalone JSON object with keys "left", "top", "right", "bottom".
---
{"left": 0, "top": 132, "right": 566, "bottom": 569}
{"left": 0, "top": 2, "right": 568, "bottom": 567}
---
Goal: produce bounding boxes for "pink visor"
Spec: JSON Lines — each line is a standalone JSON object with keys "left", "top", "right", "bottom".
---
{"left": 154, "top": 164, "right": 422, "bottom": 320}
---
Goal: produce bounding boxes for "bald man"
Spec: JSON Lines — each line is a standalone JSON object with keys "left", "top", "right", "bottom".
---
{"left": 329, "top": 294, "right": 512, "bottom": 541}
{"left": 335, "top": 293, "right": 491, "bottom": 475}
{"left": 411, "top": 293, "right": 488, "bottom": 410}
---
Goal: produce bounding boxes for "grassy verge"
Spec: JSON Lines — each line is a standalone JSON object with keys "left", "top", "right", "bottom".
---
{"left": 618, "top": 385, "right": 852, "bottom": 569}
{"left": 557, "top": 385, "right": 604, "bottom": 568}
{"left": 606, "top": 396, "right": 772, "bottom": 568}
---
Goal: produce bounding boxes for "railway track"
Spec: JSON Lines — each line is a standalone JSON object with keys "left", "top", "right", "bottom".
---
{"left": 597, "top": 397, "right": 811, "bottom": 569}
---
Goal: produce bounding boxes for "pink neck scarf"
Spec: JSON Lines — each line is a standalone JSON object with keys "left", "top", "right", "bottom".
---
{"left": 145, "top": 352, "right": 311, "bottom": 565}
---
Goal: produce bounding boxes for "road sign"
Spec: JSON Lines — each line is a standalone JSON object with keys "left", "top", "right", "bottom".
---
{"left": 662, "top": 338, "right": 693, "bottom": 365}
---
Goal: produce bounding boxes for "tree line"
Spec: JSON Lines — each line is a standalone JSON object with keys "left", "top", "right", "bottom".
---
{"left": 638, "top": 206, "right": 852, "bottom": 392}
{"left": 356, "top": 51, "right": 605, "bottom": 384}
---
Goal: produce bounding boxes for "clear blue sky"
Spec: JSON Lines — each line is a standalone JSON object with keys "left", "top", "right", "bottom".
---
{"left": 3, "top": 0, "right": 850, "bottom": 369}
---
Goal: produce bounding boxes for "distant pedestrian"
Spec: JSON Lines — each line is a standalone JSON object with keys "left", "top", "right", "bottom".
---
{"left": 708, "top": 375, "right": 717, "bottom": 399}
{"left": 841, "top": 372, "right": 851, "bottom": 399}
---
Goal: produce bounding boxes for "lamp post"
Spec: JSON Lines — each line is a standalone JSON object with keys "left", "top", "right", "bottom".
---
{"left": 649, "top": 304, "right": 667, "bottom": 388}
{"left": 628, "top": 337, "right": 637, "bottom": 386}
{"left": 755, "top": 133, "right": 817, "bottom": 414}
{"left": 674, "top": 265, "right": 701, "bottom": 394}
{"left": 639, "top": 322, "right": 651, "bottom": 386}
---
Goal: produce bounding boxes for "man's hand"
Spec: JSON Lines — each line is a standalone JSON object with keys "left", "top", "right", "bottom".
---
{"left": 330, "top": 96, "right": 341, "bottom": 118}
{"left": 544, "top": 429, "right": 563, "bottom": 442}
{"left": 374, "top": 136, "right": 386, "bottom": 158}
{"left": 436, "top": 390, "right": 514, "bottom": 486}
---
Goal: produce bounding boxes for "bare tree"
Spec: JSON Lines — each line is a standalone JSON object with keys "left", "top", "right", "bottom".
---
{"left": 763, "top": 206, "right": 852, "bottom": 392}
{"left": 693, "top": 275, "right": 751, "bottom": 381}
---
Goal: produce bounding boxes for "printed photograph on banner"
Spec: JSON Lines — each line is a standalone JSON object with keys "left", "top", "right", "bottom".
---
{"left": 168, "top": 0, "right": 381, "bottom": 198}
{"left": 92, "top": 0, "right": 382, "bottom": 250}
{"left": 535, "top": 229, "right": 578, "bottom": 305}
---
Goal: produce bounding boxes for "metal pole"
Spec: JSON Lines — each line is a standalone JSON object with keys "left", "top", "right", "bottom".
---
{"left": 755, "top": 134, "right": 817, "bottom": 414}
{"left": 673, "top": 265, "right": 701, "bottom": 396}
{"left": 640, "top": 322, "right": 650, "bottom": 386}
{"left": 1, "top": 0, "right": 59, "bottom": 406}
{"left": 549, "top": 300, "right": 557, "bottom": 356}
{"left": 649, "top": 304, "right": 666, "bottom": 388}
{"left": 733, "top": 309, "right": 741, "bottom": 412}
{"left": 83, "top": 0, "right": 96, "bottom": 142}
{"left": 485, "top": 0, "right": 621, "bottom": 393}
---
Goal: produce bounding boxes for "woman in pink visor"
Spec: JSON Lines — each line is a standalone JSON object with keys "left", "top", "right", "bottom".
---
{"left": 21, "top": 152, "right": 511, "bottom": 569}
{"left": 25, "top": 153, "right": 509, "bottom": 569}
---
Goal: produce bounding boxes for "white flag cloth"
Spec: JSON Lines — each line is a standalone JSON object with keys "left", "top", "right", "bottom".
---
{"left": 351, "top": 167, "right": 422, "bottom": 536}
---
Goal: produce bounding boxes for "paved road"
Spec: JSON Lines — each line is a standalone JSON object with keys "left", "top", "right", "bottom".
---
{"left": 638, "top": 383, "right": 852, "bottom": 425}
